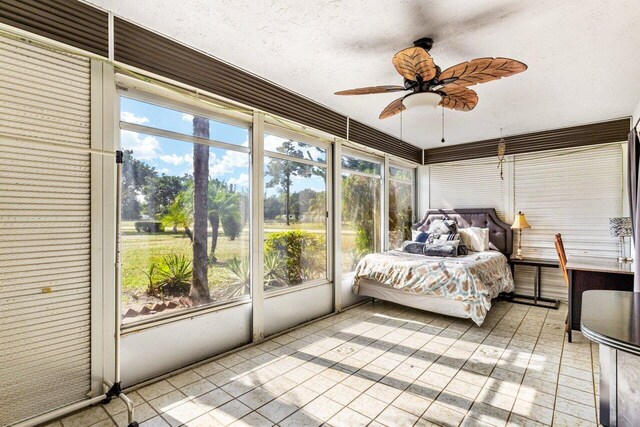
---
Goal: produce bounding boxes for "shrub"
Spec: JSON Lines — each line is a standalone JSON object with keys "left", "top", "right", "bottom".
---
{"left": 264, "top": 230, "right": 325, "bottom": 285}
{"left": 221, "top": 212, "right": 242, "bottom": 240}
{"left": 157, "top": 254, "right": 192, "bottom": 296}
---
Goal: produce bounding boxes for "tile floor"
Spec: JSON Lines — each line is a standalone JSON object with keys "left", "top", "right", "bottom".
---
{"left": 48, "top": 300, "right": 601, "bottom": 427}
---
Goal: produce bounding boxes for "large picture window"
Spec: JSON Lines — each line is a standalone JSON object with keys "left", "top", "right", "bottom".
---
{"left": 388, "top": 164, "right": 415, "bottom": 249}
{"left": 263, "top": 132, "right": 329, "bottom": 290}
{"left": 341, "top": 152, "right": 382, "bottom": 272}
{"left": 119, "top": 95, "right": 251, "bottom": 323}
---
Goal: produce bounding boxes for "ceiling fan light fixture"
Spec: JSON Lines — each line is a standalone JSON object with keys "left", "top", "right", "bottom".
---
{"left": 402, "top": 92, "right": 441, "bottom": 114}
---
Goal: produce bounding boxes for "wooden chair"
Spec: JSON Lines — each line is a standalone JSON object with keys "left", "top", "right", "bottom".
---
{"left": 554, "top": 233, "right": 570, "bottom": 335}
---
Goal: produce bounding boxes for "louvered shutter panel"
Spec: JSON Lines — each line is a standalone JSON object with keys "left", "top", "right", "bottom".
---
{"left": 0, "top": 37, "right": 92, "bottom": 426}
{"left": 513, "top": 144, "right": 623, "bottom": 299}
{"left": 429, "top": 158, "right": 506, "bottom": 220}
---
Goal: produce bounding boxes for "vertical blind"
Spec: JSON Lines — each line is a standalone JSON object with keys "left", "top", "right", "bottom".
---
{"left": 429, "top": 157, "right": 507, "bottom": 221}
{"left": 0, "top": 36, "right": 92, "bottom": 426}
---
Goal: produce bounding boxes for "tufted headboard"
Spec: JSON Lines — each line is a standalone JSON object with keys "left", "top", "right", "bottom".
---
{"left": 412, "top": 208, "right": 513, "bottom": 257}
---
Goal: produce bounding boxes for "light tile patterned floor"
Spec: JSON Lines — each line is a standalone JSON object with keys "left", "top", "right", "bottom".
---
{"left": 49, "top": 300, "right": 601, "bottom": 427}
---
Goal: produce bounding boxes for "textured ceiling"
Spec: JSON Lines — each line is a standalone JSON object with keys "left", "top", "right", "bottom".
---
{"left": 85, "top": 0, "right": 640, "bottom": 149}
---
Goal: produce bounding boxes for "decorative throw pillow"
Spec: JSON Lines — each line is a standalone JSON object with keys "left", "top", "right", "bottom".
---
{"left": 411, "top": 229, "right": 421, "bottom": 241}
{"left": 459, "top": 227, "right": 490, "bottom": 252}
{"left": 427, "top": 219, "right": 458, "bottom": 235}
{"left": 402, "top": 241, "right": 426, "bottom": 254}
{"left": 458, "top": 243, "right": 469, "bottom": 256}
{"left": 414, "top": 231, "right": 429, "bottom": 243}
{"left": 423, "top": 241, "right": 458, "bottom": 257}
{"left": 436, "top": 233, "right": 460, "bottom": 242}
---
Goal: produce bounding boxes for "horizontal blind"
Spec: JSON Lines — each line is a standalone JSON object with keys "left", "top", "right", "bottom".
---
{"left": 513, "top": 143, "right": 623, "bottom": 299}
{"left": 429, "top": 158, "right": 506, "bottom": 221}
{"left": 0, "top": 36, "right": 92, "bottom": 426}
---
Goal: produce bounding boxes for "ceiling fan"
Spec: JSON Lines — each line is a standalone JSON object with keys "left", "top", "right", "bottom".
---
{"left": 335, "top": 38, "right": 527, "bottom": 119}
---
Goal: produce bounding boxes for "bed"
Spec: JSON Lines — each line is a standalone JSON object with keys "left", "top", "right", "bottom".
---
{"left": 353, "top": 208, "right": 514, "bottom": 325}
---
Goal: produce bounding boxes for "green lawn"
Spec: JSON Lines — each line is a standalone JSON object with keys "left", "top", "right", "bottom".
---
{"left": 121, "top": 220, "right": 359, "bottom": 308}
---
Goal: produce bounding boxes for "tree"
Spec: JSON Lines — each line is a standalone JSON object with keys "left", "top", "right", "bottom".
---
{"left": 191, "top": 117, "right": 211, "bottom": 304}
{"left": 146, "top": 175, "right": 186, "bottom": 218}
{"left": 342, "top": 174, "right": 380, "bottom": 253}
{"left": 207, "top": 179, "right": 241, "bottom": 262}
{"left": 161, "top": 193, "right": 192, "bottom": 240}
{"left": 265, "top": 140, "right": 313, "bottom": 225}
{"left": 121, "top": 150, "right": 156, "bottom": 220}
{"left": 264, "top": 195, "right": 283, "bottom": 220}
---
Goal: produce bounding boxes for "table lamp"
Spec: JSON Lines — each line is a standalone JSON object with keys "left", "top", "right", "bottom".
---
{"left": 511, "top": 211, "right": 531, "bottom": 260}
{"left": 609, "top": 217, "right": 632, "bottom": 263}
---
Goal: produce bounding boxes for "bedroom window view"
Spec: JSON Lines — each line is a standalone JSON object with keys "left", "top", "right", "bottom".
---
{"left": 263, "top": 134, "right": 328, "bottom": 290}
{"left": 119, "top": 97, "right": 251, "bottom": 323}
{"left": 341, "top": 153, "right": 382, "bottom": 272}
{"left": 388, "top": 165, "right": 415, "bottom": 249}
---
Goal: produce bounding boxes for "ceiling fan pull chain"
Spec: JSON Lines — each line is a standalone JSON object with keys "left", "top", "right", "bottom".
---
{"left": 441, "top": 105, "right": 445, "bottom": 143}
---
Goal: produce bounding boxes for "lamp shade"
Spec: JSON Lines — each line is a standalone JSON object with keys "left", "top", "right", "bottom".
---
{"left": 511, "top": 211, "right": 531, "bottom": 229}
{"left": 402, "top": 92, "right": 441, "bottom": 115}
{"left": 609, "top": 217, "right": 631, "bottom": 237}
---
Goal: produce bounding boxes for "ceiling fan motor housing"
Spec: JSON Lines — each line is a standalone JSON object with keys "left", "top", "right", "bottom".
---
{"left": 413, "top": 37, "right": 434, "bottom": 51}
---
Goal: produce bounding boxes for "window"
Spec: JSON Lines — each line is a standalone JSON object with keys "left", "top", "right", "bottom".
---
{"left": 263, "top": 133, "right": 329, "bottom": 290}
{"left": 341, "top": 151, "right": 382, "bottom": 272}
{"left": 119, "top": 95, "right": 251, "bottom": 323}
{"left": 388, "top": 165, "right": 415, "bottom": 249}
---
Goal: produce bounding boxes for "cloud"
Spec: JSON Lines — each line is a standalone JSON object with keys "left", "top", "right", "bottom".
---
{"left": 160, "top": 153, "right": 192, "bottom": 166}
{"left": 228, "top": 173, "right": 249, "bottom": 188}
{"left": 182, "top": 113, "right": 194, "bottom": 122}
{"left": 210, "top": 150, "right": 249, "bottom": 175}
{"left": 120, "top": 130, "right": 160, "bottom": 160}
{"left": 121, "top": 111, "right": 149, "bottom": 125}
{"left": 264, "top": 134, "right": 283, "bottom": 152}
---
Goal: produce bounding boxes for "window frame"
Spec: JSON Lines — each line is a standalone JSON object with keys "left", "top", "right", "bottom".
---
{"left": 262, "top": 123, "right": 333, "bottom": 296}
{"left": 116, "top": 85, "right": 254, "bottom": 330}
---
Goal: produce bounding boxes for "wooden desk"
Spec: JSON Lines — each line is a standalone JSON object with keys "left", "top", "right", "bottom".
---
{"left": 567, "top": 257, "right": 634, "bottom": 342}
{"left": 581, "top": 290, "right": 640, "bottom": 427}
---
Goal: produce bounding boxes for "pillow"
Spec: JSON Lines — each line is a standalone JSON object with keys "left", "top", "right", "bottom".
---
{"left": 459, "top": 227, "right": 490, "bottom": 252}
{"left": 488, "top": 242, "right": 500, "bottom": 251}
{"left": 435, "top": 233, "right": 460, "bottom": 242}
{"left": 423, "top": 241, "right": 458, "bottom": 257}
{"left": 458, "top": 243, "right": 469, "bottom": 256}
{"left": 402, "top": 241, "right": 426, "bottom": 254}
{"left": 411, "top": 229, "right": 421, "bottom": 241}
{"left": 414, "top": 231, "right": 430, "bottom": 243}
{"left": 427, "top": 219, "right": 458, "bottom": 235}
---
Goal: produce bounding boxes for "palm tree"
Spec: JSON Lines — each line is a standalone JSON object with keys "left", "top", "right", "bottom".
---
{"left": 208, "top": 180, "right": 241, "bottom": 263}
{"left": 162, "top": 195, "right": 193, "bottom": 240}
{"left": 191, "top": 117, "right": 211, "bottom": 304}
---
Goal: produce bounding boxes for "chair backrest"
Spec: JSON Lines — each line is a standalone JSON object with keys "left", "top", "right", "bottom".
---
{"left": 555, "top": 233, "right": 569, "bottom": 286}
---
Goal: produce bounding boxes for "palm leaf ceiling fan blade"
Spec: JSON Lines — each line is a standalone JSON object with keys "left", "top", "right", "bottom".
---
{"left": 334, "top": 85, "right": 406, "bottom": 95}
{"left": 439, "top": 84, "right": 478, "bottom": 111}
{"left": 439, "top": 57, "right": 527, "bottom": 87}
{"left": 379, "top": 97, "right": 406, "bottom": 119}
{"left": 392, "top": 47, "right": 437, "bottom": 81}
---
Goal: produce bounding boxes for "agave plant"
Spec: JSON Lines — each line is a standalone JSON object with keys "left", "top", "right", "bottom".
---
{"left": 141, "top": 262, "right": 159, "bottom": 296}
{"left": 157, "top": 254, "right": 192, "bottom": 296}
{"left": 263, "top": 251, "right": 286, "bottom": 288}
{"left": 223, "top": 256, "right": 251, "bottom": 299}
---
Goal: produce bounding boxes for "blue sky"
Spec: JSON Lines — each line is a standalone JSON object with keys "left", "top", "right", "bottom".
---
{"left": 120, "top": 96, "right": 327, "bottom": 195}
